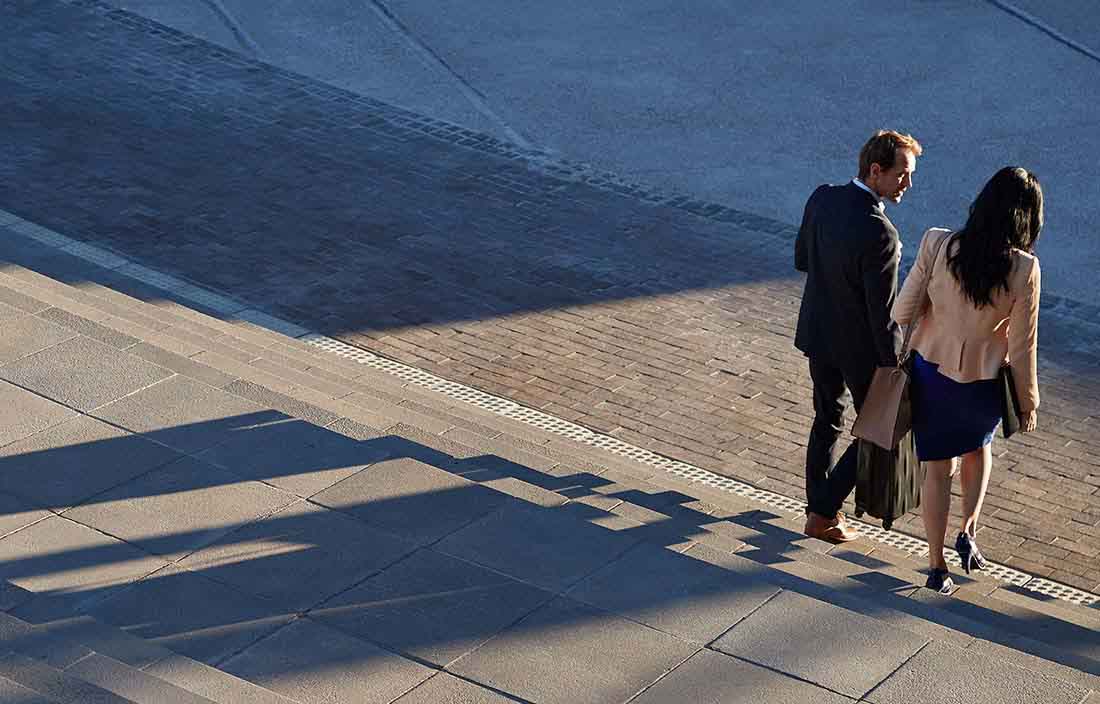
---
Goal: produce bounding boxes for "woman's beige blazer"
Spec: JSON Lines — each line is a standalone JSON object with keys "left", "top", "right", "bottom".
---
{"left": 891, "top": 227, "right": 1041, "bottom": 412}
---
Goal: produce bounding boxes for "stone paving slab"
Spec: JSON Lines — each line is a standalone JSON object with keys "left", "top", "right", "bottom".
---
{"left": 0, "top": 380, "right": 77, "bottom": 449}
{"left": 865, "top": 640, "right": 1088, "bottom": 704}
{"left": 435, "top": 501, "right": 640, "bottom": 592}
{"left": 195, "top": 417, "right": 389, "bottom": 498}
{"left": 0, "top": 336, "right": 172, "bottom": 413}
{"left": 0, "top": 650, "right": 132, "bottom": 704}
{"left": 567, "top": 542, "right": 779, "bottom": 644}
{"left": 0, "top": 611, "right": 94, "bottom": 670}
{"left": 66, "top": 652, "right": 219, "bottom": 704}
{"left": 0, "top": 674, "right": 54, "bottom": 703}
{"left": 448, "top": 596, "right": 698, "bottom": 704}
{"left": 311, "top": 547, "right": 552, "bottom": 668}
{"left": 61, "top": 455, "right": 299, "bottom": 561}
{"left": 91, "top": 375, "right": 273, "bottom": 455}
{"left": 83, "top": 565, "right": 293, "bottom": 666}
{"left": 142, "top": 654, "right": 298, "bottom": 704}
{"left": 220, "top": 618, "right": 434, "bottom": 704}
{"left": 2, "top": 0, "right": 1097, "bottom": 589}
{"left": 310, "top": 457, "right": 511, "bottom": 546}
{"left": 0, "top": 492, "right": 50, "bottom": 541}
{"left": 0, "top": 315, "right": 76, "bottom": 366}
{"left": 175, "top": 500, "right": 418, "bottom": 612}
{"left": 0, "top": 516, "right": 168, "bottom": 612}
{"left": 393, "top": 672, "right": 517, "bottom": 704}
{"left": 0, "top": 415, "right": 182, "bottom": 511}
{"left": 631, "top": 648, "right": 856, "bottom": 703}
{"left": 711, "top": 589, "right": 929, "bottom": 700}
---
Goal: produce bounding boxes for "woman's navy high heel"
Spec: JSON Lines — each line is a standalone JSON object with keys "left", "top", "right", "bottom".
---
{"left": 955, "top": 532, "right": 988, "bottom": 575}
{"left": 926, "top": 567, "right": 954, "bottom": 594}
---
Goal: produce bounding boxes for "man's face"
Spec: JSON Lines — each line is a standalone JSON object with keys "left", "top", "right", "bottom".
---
{"left": 868, "top": 149, "right": 917, "bottom": 204}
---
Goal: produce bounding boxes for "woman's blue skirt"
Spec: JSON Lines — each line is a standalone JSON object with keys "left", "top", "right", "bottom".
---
{"left": 910, "top": 352, "right": 1000, "bottom": 462}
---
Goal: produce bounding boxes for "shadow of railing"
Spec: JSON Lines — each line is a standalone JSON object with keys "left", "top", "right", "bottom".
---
{"left": 0, "top": 412, "right": 1095, "bottom": 691}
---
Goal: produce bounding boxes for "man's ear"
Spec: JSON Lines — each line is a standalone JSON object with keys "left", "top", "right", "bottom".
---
{"left": 867, "top": 162, "right": 882, "bottom": 181}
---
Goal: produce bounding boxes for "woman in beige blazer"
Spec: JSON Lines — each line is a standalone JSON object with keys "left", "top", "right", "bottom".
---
{"left": 892, "top": 166, "right": 1043, "bottom": 593}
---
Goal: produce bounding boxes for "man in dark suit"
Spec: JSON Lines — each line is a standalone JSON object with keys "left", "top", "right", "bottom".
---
{"left": 795, "top": 130, "right": 922, "bottom": 542}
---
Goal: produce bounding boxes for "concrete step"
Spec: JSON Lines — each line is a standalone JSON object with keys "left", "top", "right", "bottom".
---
{"left": 1, "top": 595, "right": 295, "bottom": 704}
{"left": 1, "top": 254, "right": 1097, "bottom": 698}
{"left": 6, "top": 256, "right": 1096, "bottom": 619}
{"left": 0, "top": 261, "right": 584, "bottom": 453}
{"left": 0, "top": 261, "right": 671, "bottom": 488}
{"left": 0, "top": 650, "right": 137, "bottom": 703}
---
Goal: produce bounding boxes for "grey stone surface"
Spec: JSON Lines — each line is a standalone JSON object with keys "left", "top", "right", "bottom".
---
{"left": 177, "top": 500, "right": 417, "bottom": 611}
{"left": 22, "top": 613, "right": 174, "bottom": 670}
{"left": 449, "top": 596, "right": 697, "bottom": 704}
{"left": 711, "top": 590, "right": 929, "bottom": 700}
{"left": 0, "top": 516, "right": 167, "bottom": 606}
{"left": 312, "top": 548, "right": 552, "bottom": 667}
{"left": 85, "top": 565, "right": 293, "bottom": 666}
{"left": 910, "top": 587, "right": 1100, "bottom": 663}
{"left": 221, "top": 618, "right": 434, "bottom": 704}
{"left": 66, "top": 653, "right": 219, "bottom": 704}
{"left": 631, "top": 648, "right": 855, "bottom": 704}
{"left": 0, "top": 314, "right": 75, "bottom": 366}
{"left": 0, "top": 284, "right": 50, "bottom": 315}
{"left": 127, "top": 341, "right": 238, "bottom": 389}
{"left": 92, "top": 375, "right": 271, "bottom": 454}
{"left": 311, "top": 458, "right": 510, "bottom": 545}
{"left": 0, "top": 415, "right": 181, "bottom": 510}
{"left": 222, "top": 380, "right": 339, "bottom": 428}
{"left": 394, "top": 673, "right": 517, "bottom": 704}
{"left": 62, "top": 455, "right": 298, "bottom": 560}
{"left": 568, "top": 542, "right": 779, "bottom": 643}
{"left": 0, "top": 494, "right": 49, "bottom": 542}
{"left": 0, "top": 674, "right": 55, "bottom": 703}
{"left": 0, "top": 336, "right": 172, "bottom": 412}
{"left": 0, "top": 380, "right": 78, "bottom": 448}
{"left": 0, "top": 302, "right": 28, "bottom": 322}
{"left": 144, "top": 655, "right": 298, "bottom": 704}
{"left": 196, "top": 417, "right": 386, "bottom": 498}
{"left": 866, "top": 640, "right": 1088, "bottom": 704}
{"left": 967, "top": 636, "right": 1100, "bottom": 695}
{"left": 0, "top": 580, "right": 35, "bottom": 613}
{"left": 0, "top": 651, "right": 132, "bottom": 703}
{"left": 36, "top": 307, "right": 139, "bottom": 350}
{"left": 435, "top": 501, "right": 639, "bottom": 592}
{"left": 0, "top": 611, "right": 94, "bottom": 670}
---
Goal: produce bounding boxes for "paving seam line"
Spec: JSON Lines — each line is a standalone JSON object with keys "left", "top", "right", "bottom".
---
{"left": 2, "top": 208, "right": 1097, "bottom": 610}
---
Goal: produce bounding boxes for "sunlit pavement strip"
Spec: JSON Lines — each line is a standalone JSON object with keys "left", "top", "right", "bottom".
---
{"left": 3, "top": 207, "right": 1097, "bottom": 609}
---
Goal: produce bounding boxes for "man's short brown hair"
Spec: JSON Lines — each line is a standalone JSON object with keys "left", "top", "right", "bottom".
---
{"left": 858, "top": 130, "right": 922, "bottom": 179}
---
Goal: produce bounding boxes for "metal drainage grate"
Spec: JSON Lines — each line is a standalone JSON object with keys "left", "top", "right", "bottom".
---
{"left": 297, "top": 333, "right": 1100, "bottom": 607}
{"left": 6, "top": 207, "right": 1098, "bottom": 611}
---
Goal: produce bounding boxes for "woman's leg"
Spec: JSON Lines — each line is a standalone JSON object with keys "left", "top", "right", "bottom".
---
{"left": 922, "top": 458, "right": 955, "bottom": 569}
{"left": 958, "top": 444, "right": 993, "bottom": 537}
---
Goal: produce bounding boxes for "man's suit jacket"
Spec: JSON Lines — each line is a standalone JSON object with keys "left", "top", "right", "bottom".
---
{"left": 794, "top": 181, "right": 902, "bottom": 371}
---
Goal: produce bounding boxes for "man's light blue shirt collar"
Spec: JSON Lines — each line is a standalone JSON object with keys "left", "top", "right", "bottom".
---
{"left": 852, "top": 178, "right": 884, "bottom": 210}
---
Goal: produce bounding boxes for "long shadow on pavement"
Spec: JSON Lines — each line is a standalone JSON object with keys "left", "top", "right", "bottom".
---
{"left": 0, "top": 414, "right": 1095, "bottom": 698}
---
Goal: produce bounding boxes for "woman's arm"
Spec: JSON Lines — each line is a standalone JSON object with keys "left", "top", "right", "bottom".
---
{"left": 891, "top": 228, "right": 941, "bottom": 325}
{"left": 1008, "top": 256, "right": 1041, "bottom": 413}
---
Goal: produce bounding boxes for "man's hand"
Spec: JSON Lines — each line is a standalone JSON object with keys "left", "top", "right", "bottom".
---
{"left": 1019, "top": 410, "right": 1038, "bottom": 433}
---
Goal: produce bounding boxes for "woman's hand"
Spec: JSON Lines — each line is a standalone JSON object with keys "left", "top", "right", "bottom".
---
{"left": 1019, "top": 410, "right": 1038, "bottom": 433}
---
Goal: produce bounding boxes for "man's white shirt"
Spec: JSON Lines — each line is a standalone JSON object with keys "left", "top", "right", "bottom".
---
{"left": 852, "top": 179, "right": 901, "bottom": 259}
{"left": 852, "top": 178, "right": 884, "bottom": 211}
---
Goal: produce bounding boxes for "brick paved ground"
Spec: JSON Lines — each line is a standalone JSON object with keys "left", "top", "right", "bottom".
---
{"left": 2, "top": 0, "right": 1099, "bottom": 590}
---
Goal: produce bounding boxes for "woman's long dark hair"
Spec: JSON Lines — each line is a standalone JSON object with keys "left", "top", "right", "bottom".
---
{"left": 947, "top": 166, "right": 1044, "bottom": 308}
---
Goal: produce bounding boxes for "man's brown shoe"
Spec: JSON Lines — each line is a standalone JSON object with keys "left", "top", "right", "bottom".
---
{"left": 803, "top": 511, "right": 859, "bottom": 543}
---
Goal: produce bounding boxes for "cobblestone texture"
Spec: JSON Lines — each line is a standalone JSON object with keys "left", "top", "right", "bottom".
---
{"left": 2, "top": 0, "right": 1099, "bottom": 591}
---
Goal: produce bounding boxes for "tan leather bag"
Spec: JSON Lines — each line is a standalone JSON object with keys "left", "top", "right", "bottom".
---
{"left": 852, "top": 233, "right": 953, "bottom": 450}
